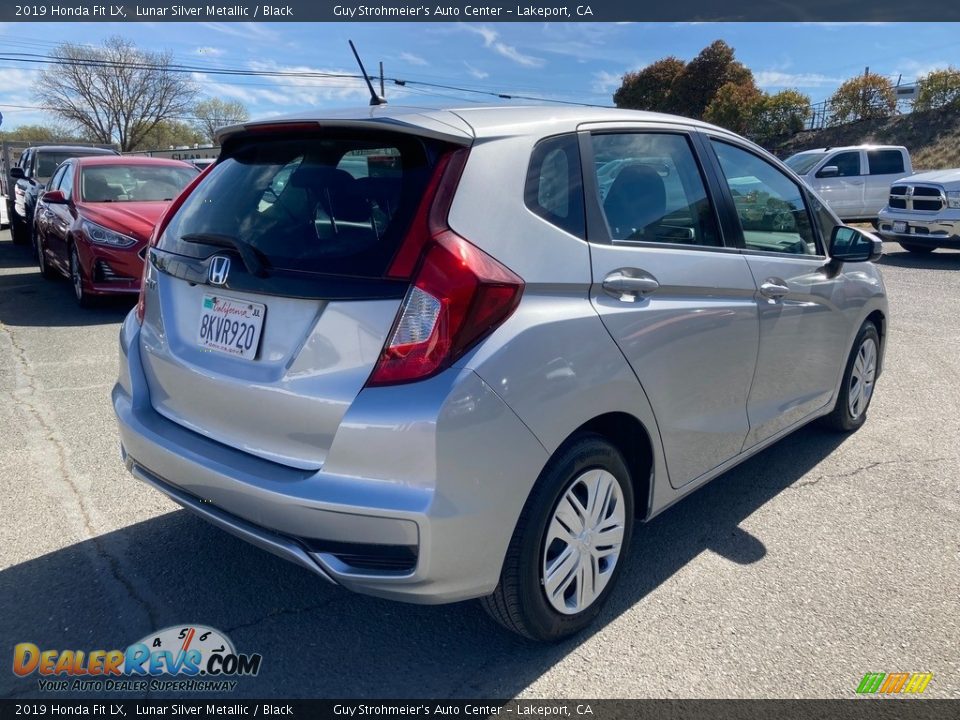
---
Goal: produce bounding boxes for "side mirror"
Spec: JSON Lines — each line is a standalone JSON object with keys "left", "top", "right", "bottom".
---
{"left": 41, "top": 189, "right": 68, "bottom": 204}
{"left": 10, "top": 167, "right": 25, "bottom": 180}
{"left": 830, "top": 225, "right": 882, "bottom": 264}
{"left": 817, "top": 165, "right": 840, "bottom": 178}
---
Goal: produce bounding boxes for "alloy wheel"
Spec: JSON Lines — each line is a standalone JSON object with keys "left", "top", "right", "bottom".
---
{"left": 848, "top": 336, "right": 877, "bottom": 419}
{"left": 70, "top": 246, "right": 84, "bottom": 302}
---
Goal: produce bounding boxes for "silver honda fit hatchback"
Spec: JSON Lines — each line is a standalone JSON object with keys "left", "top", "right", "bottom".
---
{"left": 113, "top": 106, "right": 887, "bottom": 641}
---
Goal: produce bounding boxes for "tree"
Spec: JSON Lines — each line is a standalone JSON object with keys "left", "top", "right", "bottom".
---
{"left": 667, "top": 40, "right": 754, "bottom": 119}
{"left": 752, "top": 90, "right": 811, "bottom": 142}
{"left": 34, "top": 36, "right": 197, "bottom": 152}
{"left": 828, "top": 72, "right": 896, "bottom": 124}
{"left": 132, "top": 120, "right": 206, "bottom": 152}
{"left": 613, "top": 57, "right": 685, "bottom": 112}
{"left": 914, "top": 68, "right": 960, "bottom": 111}
{"left": 704, "top": 82, "right": 765, "bottom": 135}
{"left": 0, "top": 123, "right": 83, "bottom": 143}
{"left": 192, "top": 98, "right": 249, "bottom": 144}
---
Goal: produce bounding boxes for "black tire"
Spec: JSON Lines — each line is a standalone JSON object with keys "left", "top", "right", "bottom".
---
{"left": 11, "top": 215, "right": 29, "bottom": 246}
{"left": 69, "top": 243, "right": 95, "bottom": 308}
{"left": 821, "top": 322, "right": 880, "bottom": 432}
{"left": 35, "top": 232, "right": 56, "bottom": 280}
{"left": 900, "top": 243, "right": 936, "bottom": 254}
{"left": 481, "top": 434, "right": 634, "bottom": 641}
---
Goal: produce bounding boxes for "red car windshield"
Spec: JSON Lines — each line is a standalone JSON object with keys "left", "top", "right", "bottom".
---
{"left": 80, "top": 164, "right": 198, "bottom": 203}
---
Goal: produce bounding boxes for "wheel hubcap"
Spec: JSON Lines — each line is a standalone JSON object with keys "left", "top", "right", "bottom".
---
{"left": 541, "top": 468, "right": 626, "bottom": 615}
{"left": 848, "top": 337, "right": 877, "bottom": 419}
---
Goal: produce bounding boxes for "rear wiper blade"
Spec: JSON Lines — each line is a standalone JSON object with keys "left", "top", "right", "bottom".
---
{"left": 180, "top": 232, "right": 268, "bottom": 278}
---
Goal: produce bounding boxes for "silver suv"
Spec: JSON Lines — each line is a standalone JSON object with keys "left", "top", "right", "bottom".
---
{"left": 113, "top": 106, "right": 888, "bottom": 641}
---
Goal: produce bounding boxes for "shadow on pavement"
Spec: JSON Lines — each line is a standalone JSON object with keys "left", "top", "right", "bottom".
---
{"left": 0, "top": 237, "right": 135, "bottom": 327}
{"left": 0, "top": 425, "right": 848, "bottom": 699}
{"left": 879, "top": 247, "right": 960, "bottom": 270}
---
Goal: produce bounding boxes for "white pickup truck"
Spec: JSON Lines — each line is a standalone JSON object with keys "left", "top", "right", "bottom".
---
{"left": 784, "top": 145, "right": 911, "bottom": 222}
{"left": 876, "top": 169, "right": 960, "bottom": 253}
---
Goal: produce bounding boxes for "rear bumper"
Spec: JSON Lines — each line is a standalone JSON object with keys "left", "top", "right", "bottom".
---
{"left": 876, "top": 209, "right": 960, "bottom": 248}
{"left": 113, "top": 311, "right": 548, "bottom": 604}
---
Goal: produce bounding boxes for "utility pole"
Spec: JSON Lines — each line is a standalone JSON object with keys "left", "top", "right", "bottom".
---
{"left": 862, "top": 66, "right": 869, "bottom": 120}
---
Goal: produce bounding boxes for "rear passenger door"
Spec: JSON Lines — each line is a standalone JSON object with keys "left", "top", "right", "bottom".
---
{"left": 705, "top": 137, "right": 850, "bottom": 448}
{"left": 864, "top": 149, "right": 906, "bottom": 215}
{"left": 581, "top": 126, "right": 760, "bottom": 489}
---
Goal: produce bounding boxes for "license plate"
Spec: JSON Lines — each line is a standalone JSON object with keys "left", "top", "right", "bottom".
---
{"left": 893, "top": 221, "right": 907, "bottom": 233}
{"left": 197, "top": 295, "right": 265, "bottom": 360}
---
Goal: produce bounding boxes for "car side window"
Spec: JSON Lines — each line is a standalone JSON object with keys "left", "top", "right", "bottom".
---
{"left": 59, "top": 164, "right": 74, "bottom": 198}
{"left": 711, "top": 140, "right": 819, "bottom": 256}
{"left": 590, "top": 132, "right": 721, "bottom": 247}
{"left": 524, "top": 134, "right": 585, "bottom": 238}
{"left": 818, "top": 151, "right": 861, "bottom": 178}
{"left": 48, "top": 165, "right": 67, "bottom": 192}
{"left": 867, "top": 149, "right": 905, "bottom": 176}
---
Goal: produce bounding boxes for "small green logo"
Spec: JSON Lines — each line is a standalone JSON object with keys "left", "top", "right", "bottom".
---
{"left": 204, "top": 297, "right": 214, "bottom": 309}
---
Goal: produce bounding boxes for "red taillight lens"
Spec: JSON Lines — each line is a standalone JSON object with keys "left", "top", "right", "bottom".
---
{"left": 369, "top": 145, "right": 523, "bottom": 385}
{"left": 135, "top": 164, "right": 215, "bottom": 324}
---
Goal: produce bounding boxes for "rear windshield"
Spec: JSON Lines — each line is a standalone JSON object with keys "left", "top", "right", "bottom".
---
{"left": 80, "top": 164, "right": 198, "bottom": 202}
{"left": 783, "top": 152, "right": 823, "bottom": 176}
{"left": 158, "top": 132, "right": 435, "bottom": 278}
{"left": 36, "top": 150, "right": 113, "bottom": 182}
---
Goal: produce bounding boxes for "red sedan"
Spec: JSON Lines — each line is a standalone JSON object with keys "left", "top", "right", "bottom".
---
{"left": 33, "top": 156, "right": 199, "bottom": 306}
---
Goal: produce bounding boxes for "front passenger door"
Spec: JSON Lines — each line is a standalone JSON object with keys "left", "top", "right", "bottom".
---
{"left": 583, "top": 128, "right": 760, "bottom": 489}
{"left": 708, "top": 139, "right": 850, "bottom": 448}
{"left": 814, "top": 150, "right": 865, "bottom": 219}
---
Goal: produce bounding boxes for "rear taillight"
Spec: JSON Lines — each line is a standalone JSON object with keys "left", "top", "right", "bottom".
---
{"left": 135, "top": 164, "right": 215, "bottom": 324}
{"left": 368, "top": 150, "right": 523, "bottom": 386}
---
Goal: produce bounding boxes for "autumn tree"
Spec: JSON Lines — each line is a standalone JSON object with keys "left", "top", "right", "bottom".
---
{"left": 132, "top": 120, "right": 207, "bottom": 152}
{"left": 613, "top": 57, "right": 685, "bottom": 112}
{"left": 704, "top": 82, "right": 765, "bottom": 135}
{"left": 914, "top": 67, "right": 960, "bottom": 111}
{"left": 752, "top": 90, "right": 811, "bottom": 142}
{"left": 828, "top": 72, "right": 896, "bottom": 124}
{"left": 192, "top": 98, "right": 249, "bottom": 144}
{"left": 34, "top": 36, "right": 197, "bottom": 152}
{"left": 667, "top": 40, "right": 754, "bottom": 119}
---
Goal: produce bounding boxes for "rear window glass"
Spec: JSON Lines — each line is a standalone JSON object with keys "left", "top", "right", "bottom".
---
{"left": 524, "top": 134, "right": 585, "bottom": 238}
{"left": 868, "top": 149, "right": 905, "bottom": 176}
{"left": 35, "top": 153, "right": 77, "bottom": 183}
{"left": 80, "top": 164, "right": 197, "bottom": 202}
{"left": 159, "top": 133, "right": 434, "bottom": 277}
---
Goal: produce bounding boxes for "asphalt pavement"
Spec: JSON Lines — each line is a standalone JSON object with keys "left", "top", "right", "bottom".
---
{"left": 0, "top": 227, "right": 957, "bottom": 699}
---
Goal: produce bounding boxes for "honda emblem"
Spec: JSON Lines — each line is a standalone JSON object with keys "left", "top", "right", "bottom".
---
{"left": 208, "top": 256, "right": 231, "bottom": 286}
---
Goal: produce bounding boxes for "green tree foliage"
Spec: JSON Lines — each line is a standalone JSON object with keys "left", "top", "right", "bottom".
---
{"left": 132, "top": 120, "right": 207, "bottom": 152}
{"left": 829, "top": 72, "right": 896, "bottom": 124}
{"left": 667, "top": 40, "right": 755, "bottom": 119}
{"left": 0, "top": 123, "right": 83, "bottom": 143}
{"left": 192, "top": 98, "right": 249, "bottom": 144}
{"left": 914, "top": 68, "right": 960, "bottom": 111}
{"left": 612, "top": 57, "right": 685, "bottom": 112}
{"left": 704, "top": 82, "right": 765, "bottom": 135}
{"left": 35, "top": 36, "right": 197, "bottom": 152}
{"left": 752, "top": 90, "right": 812, "bottom": 142}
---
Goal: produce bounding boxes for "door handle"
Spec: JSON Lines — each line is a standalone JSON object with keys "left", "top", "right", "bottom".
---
{"left": 759, "top": 278, "right": 790, "bottom": 301}
{"left": 602, "top": 269, "right": 660, "bottom": 301}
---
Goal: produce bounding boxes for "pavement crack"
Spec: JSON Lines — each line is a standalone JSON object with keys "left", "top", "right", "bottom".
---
{"left": 222, "top": 598, "right": 339, "bottom": 635}
{"left": 1, "top": 319, "right": 159, "bottom": 630}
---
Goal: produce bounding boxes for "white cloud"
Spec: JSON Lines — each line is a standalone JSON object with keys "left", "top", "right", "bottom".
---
{"left": 897, "top": 59, "right": 953, "bottom": 81}
{"left": 592, "top": 70, "right": 622, "bottom": 95}
{"left": 201, "top": 22, "right": 279, "bottom": 42}
{"left": 463, "top": 62, "right": 489, "bottom": 80}
{"left": 399, "top": 52, "right": 428, "bottom": 67}
{"left": 755, "top": 70, "right": 843, "bottom": 88}
{"left": 0, "top": 67, "right": 40, "bottom": 93}
{"left": 461, "top": 25, "right": 545, "bottom": 68}
{"left": 196, "top": 46, "right": 225, "bottom": 57}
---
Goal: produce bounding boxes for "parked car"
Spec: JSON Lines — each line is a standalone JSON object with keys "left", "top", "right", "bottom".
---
{"left": 876, "top": 169, "right": 960, "bottom": 253}
{"left": 784, "top": 145, "right": 911, "bottom": 222}
{"left": 113, "top": 106, "right": 887, "bottom": 641}
{"left": 33, "top": 156, "right": 198, "bottom": 306}
{"left": 191, "top": 157, "right": 217, "bottom": 171}
{"left": 7, "top": 144, "right": 119, "bottom": 246}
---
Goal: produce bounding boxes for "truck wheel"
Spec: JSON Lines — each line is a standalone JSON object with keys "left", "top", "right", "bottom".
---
{"left": 11, "top": 216, "right": 29, "bottom": 246}
{"left": 899, "top": 243, "right": 935, "bottom": 255}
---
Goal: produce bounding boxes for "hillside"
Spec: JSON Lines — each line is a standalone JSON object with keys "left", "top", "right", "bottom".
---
{"left": 767, "top": 108, "right": 960, "bottom": 171}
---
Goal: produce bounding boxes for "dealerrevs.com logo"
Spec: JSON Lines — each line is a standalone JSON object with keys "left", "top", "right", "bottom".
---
{"left": 13, "top": 625, "right": 262, "bottom": 693}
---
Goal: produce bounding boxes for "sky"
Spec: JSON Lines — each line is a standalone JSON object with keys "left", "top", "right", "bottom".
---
{"left": 1, "top": 21, "right": 958, "bottom": 130}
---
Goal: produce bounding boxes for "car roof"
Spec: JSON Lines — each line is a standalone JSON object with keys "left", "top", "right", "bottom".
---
{"left": 30, "top": 145, "right": 117, "bottom": 154}
{"left": 218, "top": 104, "right": 729, "bottom": 145}
{"left": 71, "top": 156, "right": 198, "bottom": 168}
{"left": 792, "top": 145, "right": 907, "bottom": 154}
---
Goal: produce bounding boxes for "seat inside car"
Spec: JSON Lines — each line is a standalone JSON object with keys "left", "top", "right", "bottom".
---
{"left": 603, "top": 164, "right": 666, "bottom": 241}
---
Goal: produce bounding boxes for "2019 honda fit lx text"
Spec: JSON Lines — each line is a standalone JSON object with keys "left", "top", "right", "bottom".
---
{"left": 113, "top": 106, "right": 888, "bottom": 641}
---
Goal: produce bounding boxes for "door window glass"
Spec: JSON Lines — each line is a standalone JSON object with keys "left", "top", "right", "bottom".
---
{"left": 867, "top": 149, "right": 905, "bottom": 176}
{"left": 818, "top": 151, "right": 861, "bottom": 178}
{"left": 48, "top": 165, "right": 67, "bottom": 192}
{"left": 712, "top": 140, "right": 819, "bottom": 256}
{"left": 590, "top": 133, "right": 720, "bottom": 247}
{"left": 59, "top": 164, "right": 74, "bottom": 198}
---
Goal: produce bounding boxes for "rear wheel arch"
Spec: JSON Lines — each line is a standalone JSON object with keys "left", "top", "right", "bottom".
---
{"left": 865, "top": 309, "right": 886, "bottom": 376}
{"left": 556, "top": 412, "right": 654, "bottom": 521}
